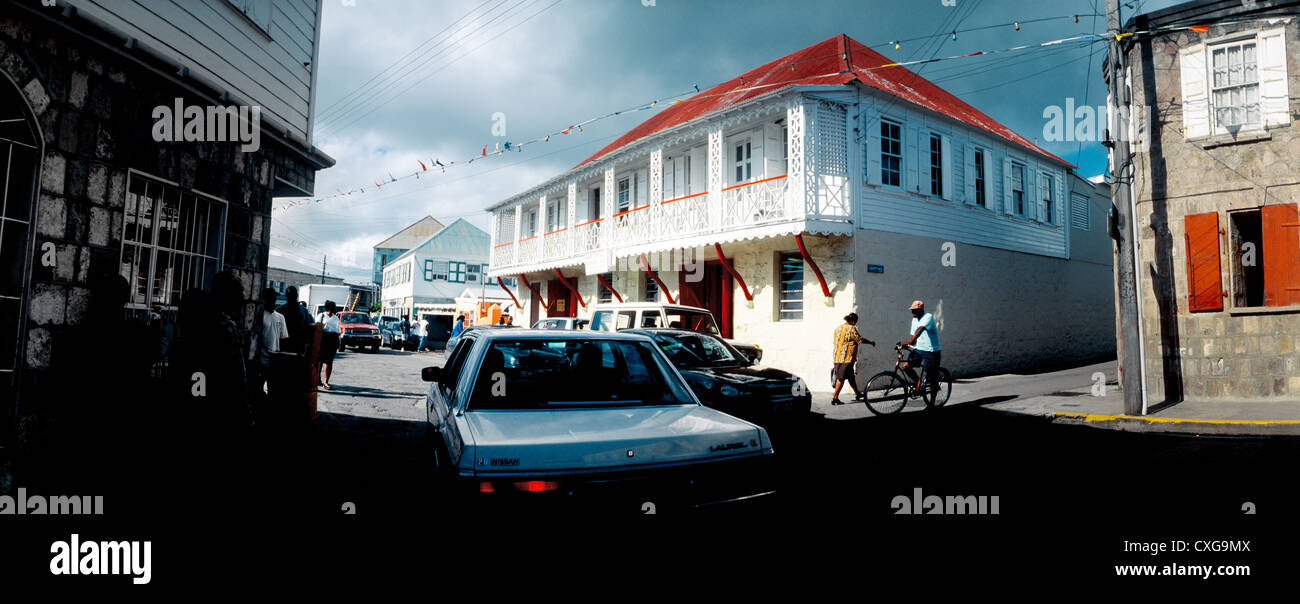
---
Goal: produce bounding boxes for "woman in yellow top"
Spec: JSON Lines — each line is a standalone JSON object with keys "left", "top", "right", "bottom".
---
{"left": 832, "top": 312, "right": 875, "bottom": 405}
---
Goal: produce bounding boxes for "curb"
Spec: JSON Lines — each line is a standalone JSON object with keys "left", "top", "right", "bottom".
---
{"left": 1052, "top": 412, "right": 1300, "bottom": 436}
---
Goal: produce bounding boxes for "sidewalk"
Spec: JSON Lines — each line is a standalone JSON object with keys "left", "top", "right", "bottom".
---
{"left": 810, "top": 360, "right": 1300, "bottom": 436}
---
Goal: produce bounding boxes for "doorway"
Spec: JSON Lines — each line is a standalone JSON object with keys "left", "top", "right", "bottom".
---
{"left": 547, "top": 276, "right": 578, "bottom": 318}
{"left": 678, "top": 260, "right": 734, "bottom": 338}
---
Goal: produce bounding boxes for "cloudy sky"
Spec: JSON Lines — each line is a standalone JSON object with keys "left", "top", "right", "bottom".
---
{"left": 270, "top": 0, "right": 1184, "bottom": 283}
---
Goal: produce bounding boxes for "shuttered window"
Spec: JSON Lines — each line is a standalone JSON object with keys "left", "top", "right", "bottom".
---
{"left": 1261, "top": 203, "right": 1300, "bottom": 307}
{"left": 1185, "top": 212, "right": 1223, "bottom": 312}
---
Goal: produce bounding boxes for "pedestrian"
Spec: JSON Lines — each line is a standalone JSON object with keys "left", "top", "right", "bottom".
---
{"left": 277, "top": 285, "right": 314, "bottom": 353}
{"left": 452, "top": 314, "right": 466, "bottom": 338}
{"left": 253, "top": 287, "right": 289, "bottom": 396}
{"left": 318, "top": 300, "right": 342, "bottom": 390}
{"left": 503, "top": 314, "right": 513, "bottom": 326}
{"left": 416, "top": 314, "right": 430, "bottom": 351}
{"left": 900, "top": 300, "right": 942, "bottom": 394}
{"left": 831, "top": 312, "right": 875, "bottom": 405}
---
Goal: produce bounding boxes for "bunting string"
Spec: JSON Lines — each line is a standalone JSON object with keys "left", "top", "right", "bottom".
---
{"left": 276, "top": 17, "right": 1267, "bottom": 212}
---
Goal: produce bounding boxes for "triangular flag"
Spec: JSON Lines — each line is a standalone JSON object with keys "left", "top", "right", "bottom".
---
{"left": 418, "top": 160, "right": 427, "bottom": 171}
{"left": 562, "top": 126, "right": 572, "bottom": 134}
{"left": 482, "top": 145, "right": 487, "bottom": 156}
{"left": 1189, "top": 25, "right": 1209, "bottom": 33}
{"left": 388, "top": 171, "right": 396, "bottom": 182}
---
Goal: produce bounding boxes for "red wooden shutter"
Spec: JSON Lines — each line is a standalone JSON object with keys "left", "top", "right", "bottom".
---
{"left": 1262, "top": 203, "right": 1300, "bottom": 307}
{"left": 1184, "top": 212, "right": 1223, "bottom": 312}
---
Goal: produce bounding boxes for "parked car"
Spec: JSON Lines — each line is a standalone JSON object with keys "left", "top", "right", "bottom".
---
{"left": 378, "top": 319, "right": 410, "bottom": 350}
{"left": 626, "top": 329, "right": 811, "bottom": 424}
{"left": 421, "top": 329, "right": 775, "bottom": 511}
{"left": 587, "top": 302, "right": 762, "bottom": 363}
{"left": 532, "top": 317, "right": 590, "bottom": 330}
{"left": 337, "top": 311, "right": 381, "bottom": 352}
{"left": 444, "top": 323, "right": 519, "bottom": 353}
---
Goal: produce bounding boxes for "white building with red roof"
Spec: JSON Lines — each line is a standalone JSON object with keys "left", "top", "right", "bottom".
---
{"left": 485, "top": 34, "right": 1115, "bottom": 386}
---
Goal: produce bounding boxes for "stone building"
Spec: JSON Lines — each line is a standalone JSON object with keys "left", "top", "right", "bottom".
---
{"left": 1116, "top": 0, "right": 1300, "bottom": 404}
{"left": 485, "top": 34, "right": 1117, "bottom": 388}
{"left": 0, "top": 0, "right": 333, "bottom": 448}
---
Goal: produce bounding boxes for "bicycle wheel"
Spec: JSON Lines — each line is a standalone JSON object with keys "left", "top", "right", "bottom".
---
{"left": 922, "top": 368, "right": 953, "bottom": 408}
{"left": 863, "top": 371, "right": 909, "bottom": 415}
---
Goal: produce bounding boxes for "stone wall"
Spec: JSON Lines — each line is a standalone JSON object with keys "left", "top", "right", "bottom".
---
{"left": 2, "top": 10, "right": 319, "bottom": 444}
{"left": 1127, "top": 18, "right": 1300, "bottom": 402}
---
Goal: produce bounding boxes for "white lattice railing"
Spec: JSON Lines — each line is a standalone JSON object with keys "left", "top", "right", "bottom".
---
{"left": 659, "top": 192, "right": 709, "bottom": 238}
{"left": 722, "top": 175, "right": 790, "bottom": 228}
{"left": 515, "top": 236, "right": 542, "bottom": 267}
{"left": 611, "top": 204, "right": 653, "bottom": 244}
{"left": 573, "top": 219, "right": 601, "bottom": 253}
{"left": 492, "top": 241, "right": 515, "bottom": 267}
{"left": 542, "top": 227, "right": 571, "bottom": 259}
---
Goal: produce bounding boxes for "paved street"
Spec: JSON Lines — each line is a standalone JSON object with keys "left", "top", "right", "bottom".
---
{"left": 303, "top": 348, "right": 1300, "bottom": 530}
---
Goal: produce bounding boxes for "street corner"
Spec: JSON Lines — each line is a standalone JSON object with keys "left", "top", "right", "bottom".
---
{"left": 1051, "top": 412, "right": 1300, "bottom": 437}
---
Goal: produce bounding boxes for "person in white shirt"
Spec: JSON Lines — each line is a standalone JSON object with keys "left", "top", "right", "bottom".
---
{"left": 255, "top": 288, "right": 290, "bottom": 396}
{"left": 317, "top": 300, "right": 342, "bottom": 390}
{"left": 416, "top": 315, "right": 430, "bottom": 352}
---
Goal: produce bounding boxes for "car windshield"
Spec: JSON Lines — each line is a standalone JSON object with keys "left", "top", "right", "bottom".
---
{"left": 650, "top": 331, "right": 749, "bottom": 368}
{"left": 664, "top": 310, "right": 719, "bottom": 335}
{"left": 340, "top": 313, "right": 370, "bottom": 324}
{"left": 468, "top": 338, "right": 696, "bottom": 410}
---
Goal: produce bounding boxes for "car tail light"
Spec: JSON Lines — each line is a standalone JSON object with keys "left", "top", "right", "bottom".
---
{"left": 513, "top": 480, "right": 560, "bottom": 493}
{"left": 479, "top": 481, "right": 496, "bottom": 493}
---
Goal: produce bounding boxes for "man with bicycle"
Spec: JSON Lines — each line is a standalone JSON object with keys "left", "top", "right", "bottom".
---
{"left": 899, "top": 300, "right": 941, "bottom": 394}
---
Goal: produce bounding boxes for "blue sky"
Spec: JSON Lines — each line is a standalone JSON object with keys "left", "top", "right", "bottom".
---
{"left": 271, "top": 0, "right": 1185, "bottom": 282}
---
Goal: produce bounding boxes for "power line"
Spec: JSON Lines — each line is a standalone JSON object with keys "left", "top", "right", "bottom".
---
{"left": 323, "top": 0, "right": 564, "bottom": 136}
{"left": 315, "top": 0, "right": 503, "bottom": 122}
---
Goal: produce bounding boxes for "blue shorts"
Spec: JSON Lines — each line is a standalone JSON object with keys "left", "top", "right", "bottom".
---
{"left": 907, "top": 349, "right": 941, "bottom": 379}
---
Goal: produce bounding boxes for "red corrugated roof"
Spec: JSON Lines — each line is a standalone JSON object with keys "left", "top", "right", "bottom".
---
{"left": 574, "top": 34, "right": 1071, "bottom": 170}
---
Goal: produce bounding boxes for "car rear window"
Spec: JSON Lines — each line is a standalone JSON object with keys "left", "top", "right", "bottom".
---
{"left": 340, "top": 313, "right": 370, "bottom": 324}
{"left": 665, "top": 310, "right": 718, "bottom": 334}
{"left": 468, "top": 338, "right": 695, "bottom": 410}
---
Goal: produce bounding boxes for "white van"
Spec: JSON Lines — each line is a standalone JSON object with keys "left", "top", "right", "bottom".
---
{"left": 588, "top": 302, "right": 761, "bottom": 362}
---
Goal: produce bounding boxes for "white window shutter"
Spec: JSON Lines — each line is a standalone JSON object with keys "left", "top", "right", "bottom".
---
{"left": 964, "top": 145, "right": 976, "bottom": 204}
{"left": 940, "top": 136, "right": 953, "bottom": 201}
{"left": 867, "top": 118, "right": 880, "bottom": 186}
{"left": 1259, "top": 27, "right": 1290, "bottom": 127}
{"left": 906, "top": 125, "right": 919, "bottom": 193}
{"left": 1003, "top": 157, "right": 1013, "bottom": 214}
{"left": 1180, "top": 46, "right": 1211, "bottom": 139}
{"left": 637, "top": 169, "right": 648, "bottom": 205}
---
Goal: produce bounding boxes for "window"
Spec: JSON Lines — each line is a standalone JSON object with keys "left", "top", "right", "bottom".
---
{"left": 777, "top": 252, "right": 803, "bottom": 321}
{"left": 449, "top": 261, "right": 466, "bottom": 283}
{"left": 929, "top": 134, "right": 943, "bottom": 197}
{"left": 683, "top": 156, "right": 692, "bottom": 194}
{"left": 1210, "top": 40, "right": 1260, "bottom": 129}
{"left": 596, "top": 273, "right": 613, "bottom": 304}
{"left": 467, "top": 263, "right": 481, "bottom": 283}
{"left": 524, "top": 209, "right": 538, "bottom": 237}
{"left": 1071, "top": 193, "right": 1090, "bottom": 230}
{"left": 643, "top": 273, "right": 659, "bottom": 302}
{"left": 423, "top": 259, "right": 434, "bottom": 281}
{"left": 227, "top": 0, "right": 272, "bottom": 34}
{"left": 617, "top": 178, "right": 631, "bottom": 213}
{"left": 589, "top": 186, "right": 602, "bottom": 220}
{"left": 1226, "top": 205, "right": 1300, "bottom": 308}
{"left": 431, "top": 260, "right": 448, "bottom": 280}
{"left": 973, "top": 149, "right": 986, "bottom": 207}
{"left": 1010, "top": 162, "right": 1026, "bottom": 216}
{"left": 880, "top": 119, "right": 902, "bottom": 187}
{"left": 120, "top": 173, "right": 226, "bottom": 308}
{"left": 616, "top": 311, "right": 636, "bottom": 330}
{"left": 1040, "top": 173, "right": 1055, "bottom": 223}
{"left": 733, "top": 138, "right": 752, "bottom": 184}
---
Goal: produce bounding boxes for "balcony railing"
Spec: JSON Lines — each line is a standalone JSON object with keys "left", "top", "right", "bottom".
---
{"left": 490, "top": 172, "right": 849, "bottom": 274}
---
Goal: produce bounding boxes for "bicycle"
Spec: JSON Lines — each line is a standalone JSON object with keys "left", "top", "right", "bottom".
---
{"left": 860, "top": 343, "right": 952, "bottom": 415}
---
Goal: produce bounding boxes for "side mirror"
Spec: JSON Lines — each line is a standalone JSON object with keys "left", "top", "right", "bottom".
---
{"left": 421, "top": 366, "right": 442, "bottom": 382}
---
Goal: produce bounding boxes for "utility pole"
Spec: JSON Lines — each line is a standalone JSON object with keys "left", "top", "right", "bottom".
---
{"left": 320, "top": 255, "right": 327, "bottom": 285}
{"left": 1107, "top": 0, "right": 1145, "bottom": 415}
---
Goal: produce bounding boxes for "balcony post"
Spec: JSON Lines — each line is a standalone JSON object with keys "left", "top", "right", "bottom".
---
{"left": 707, "top": 124, "right": 723, "bottom": 230}
{"left": 489, "top": 211, "right": 499, "bottom": 269}
{"left": 567, "top": 181, "right": 577, "bottom": 257}
{"left": 513, "top": 202, "right": 522, "bottom": 266}
{"left": 786, "top": 98, "right": 810, "bottom": 219}
{"left": 649, "top": 146, "right": 663, "bottom": 239}
{"left": 603, "top": 164, "right": 615, "bottom": 248}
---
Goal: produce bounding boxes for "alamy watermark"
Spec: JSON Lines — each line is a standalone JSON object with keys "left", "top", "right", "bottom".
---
{"left": 892, "top": 487, "right": 999, "bottom": 515}
{"left": 152, "top": 98, "right": 261, "bottom": 152}
{"left": 0, "top": 487, "right": 103, "bottom": 515}
{"left": 1042, "top": 98, "right": 1151, "bottom": 152}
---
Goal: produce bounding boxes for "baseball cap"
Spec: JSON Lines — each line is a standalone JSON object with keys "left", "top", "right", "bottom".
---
{"left": 909, "top": 300, "right": 924, "bottom": 310}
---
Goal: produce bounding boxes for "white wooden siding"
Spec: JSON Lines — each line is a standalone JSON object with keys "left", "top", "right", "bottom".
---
{"left": 67, "top": 0, "right": 321, "bottom": 145}
{"left": 860, "top": 95, "right": 1068, "bottom": 259}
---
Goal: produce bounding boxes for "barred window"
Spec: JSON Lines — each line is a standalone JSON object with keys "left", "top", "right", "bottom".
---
{"left": 929, "top": 134, "right": 943, "bottom": 197}
{"left": 120, "top": 173, "right": 226, "bottom": 309}
{"left": 881, "top": 119, "right": 902, "bottom": 187}
{"left": 597, "top": 272, "right": 613, "bottom": 304}
{"left": 777, "top": 253, "right": 803, "bottom": 321}
{"left": 643, "top": 273, "right": 659, "bottom": 302}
